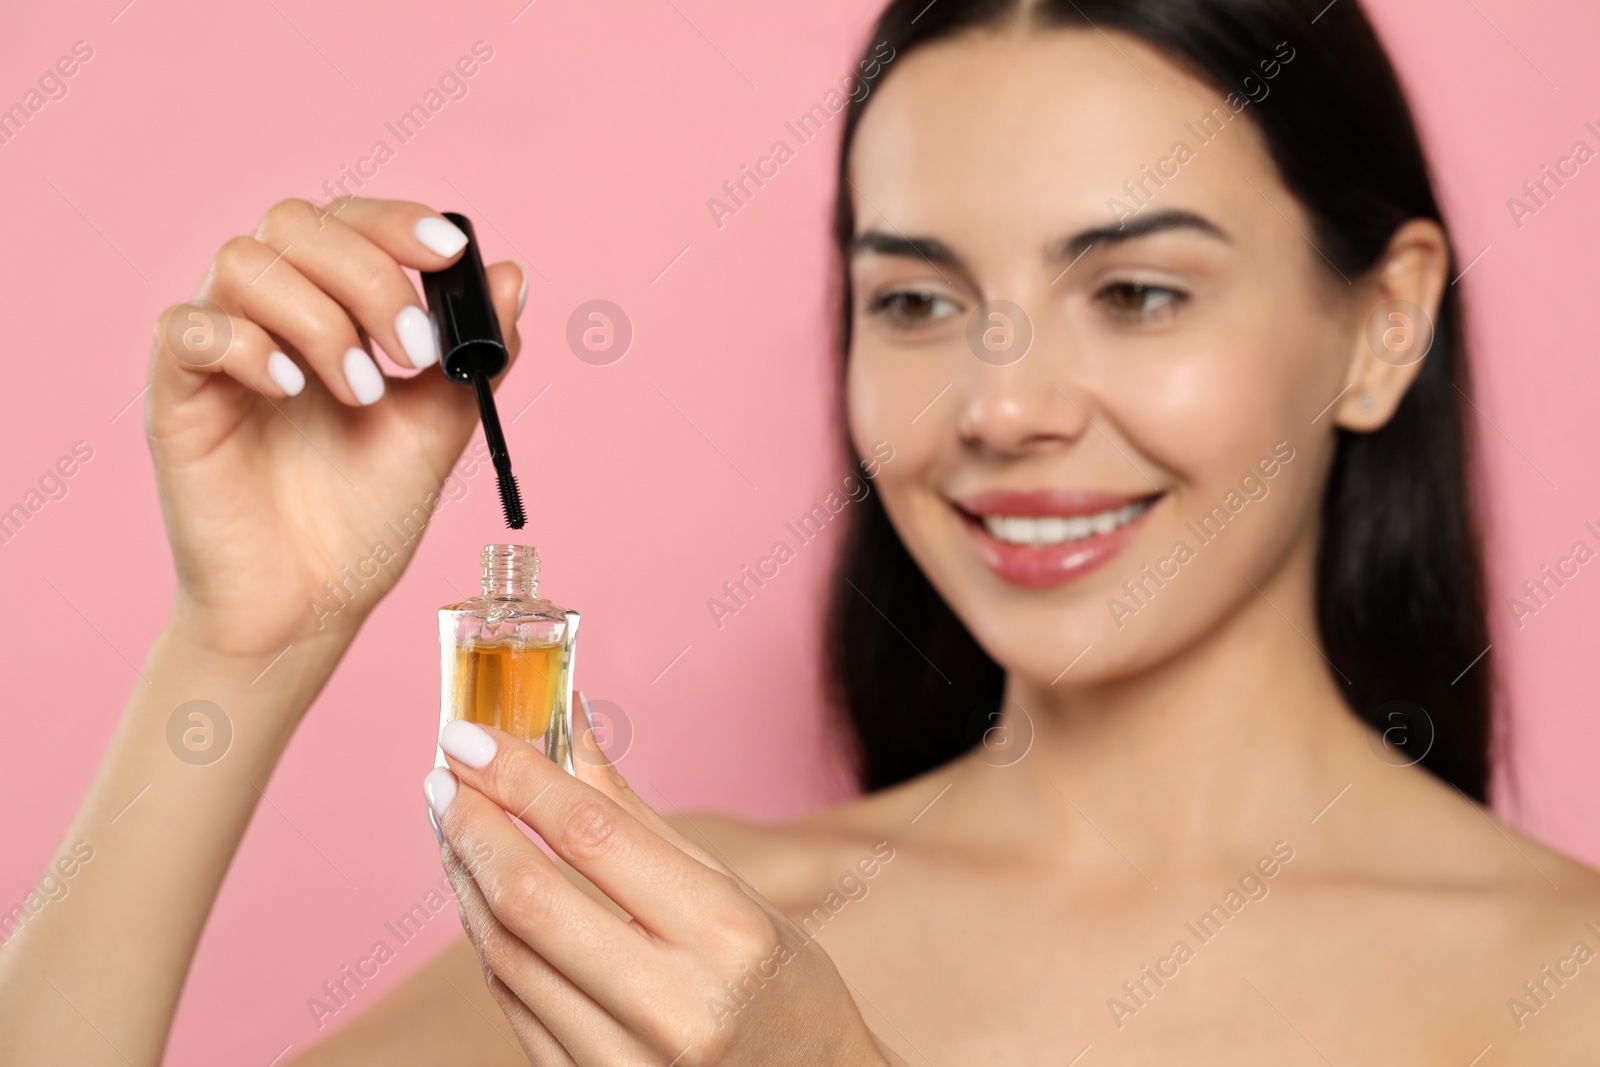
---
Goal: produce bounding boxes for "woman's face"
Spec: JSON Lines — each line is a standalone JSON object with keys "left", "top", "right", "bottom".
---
{"left": 847, "top": 26, "right": 1365, "bottom": 689}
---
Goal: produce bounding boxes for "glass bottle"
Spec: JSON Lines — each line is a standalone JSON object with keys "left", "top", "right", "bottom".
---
{"left": 438, "top": 544, "right": 579, "bottom": 773}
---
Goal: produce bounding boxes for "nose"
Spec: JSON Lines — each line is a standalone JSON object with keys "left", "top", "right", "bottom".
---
{"left": 954, "top": 301, "right": 1090, "bottom": 455}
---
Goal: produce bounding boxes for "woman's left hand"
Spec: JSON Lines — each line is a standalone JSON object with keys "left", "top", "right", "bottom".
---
{"left": 423, "top": 699, "right": 897, "bottom": 1067}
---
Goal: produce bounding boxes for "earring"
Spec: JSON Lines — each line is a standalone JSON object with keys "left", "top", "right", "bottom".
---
{"left": 1359, "top": 392, "right": 1376, "bottom": 411}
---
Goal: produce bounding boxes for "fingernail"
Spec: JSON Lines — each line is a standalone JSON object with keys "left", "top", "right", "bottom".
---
{"left": 424, "top": 767, "right": 458, "bottom": 819}
{"left": 343, "top": 347, "right": 385, "bottom": 405}
{"left": 394, "top": 305, "right": 439, "bottom": 368}
{"left": 575, "top": 690, "right": 605, "bottom": 768}
{"left": 440, "top": 719, "right": 496, "bottom": 769}
{"left": 427, "top": 807, "right": 444, "bottom": 843}
{"left": 266, "top": 350, "right": 305, "bottom": 396}
{"left": 415, "top": 216, "right": 468, "bottom": 258}
{"left": 512, "top": 260, "right": 528, "bottom": 318}
{"left": 577, "top": 689, "right": 595, "bottom": 738}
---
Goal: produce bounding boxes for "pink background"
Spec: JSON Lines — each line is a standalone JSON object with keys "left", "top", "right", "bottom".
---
{"left": 2, "top": 0, "right": 1597, "bottom": 1061}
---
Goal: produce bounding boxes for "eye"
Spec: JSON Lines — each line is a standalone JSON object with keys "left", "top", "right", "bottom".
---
{"left": 866, "top": 289, "right": 961, "bottom": 330}
{"left": 1096, "top": 281, "right": 1188, "bottom": 321}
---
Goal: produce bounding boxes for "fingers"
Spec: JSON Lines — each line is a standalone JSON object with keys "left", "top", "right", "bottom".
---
{"left": 313, "top": 198, "right": 527, "bottom": 375}
{"left": 151, "top": 303, "right": 307, "bottom": 402}
{"left": 483, "top": 975, "right": 579, "bottom": 1067}
{"left": 429, "top": 764, "right": 675, "bottom": 1036}
{"left": 435, "top": 844, "right": 592, "bottom": 1062}
{"left": 569, "top": 692, "right": 739, "bottom": 881}
{"left": 155, "top": 197, "right": 521, "bottom": 420}
{"left": 484, "top": 260, "right": 526, "bottom": 367}
{"left": 439, "top": 720, "right": 753, "bottom": 949}
{"left": 316, "top": 196, "right": 471, "bottom": 269}
{"left": 251, "top": 198, "right": 451, "bottom": 372}
{"left": 204, "top": 234, "right": 386, "bottom": 406}
{"left": 387, "top": 256, "right": 525, "bottom": 419}
{"left": 439, "top": 813, "right": 737, "bottom": 1067}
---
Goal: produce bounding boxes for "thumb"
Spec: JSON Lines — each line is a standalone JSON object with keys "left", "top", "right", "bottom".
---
{"left": 385, "top": 258, "right": 528, "bottom": 465}
{"left": 571, "top": 689, "right": 624, "bottom": 780}
{"left": 569, "top": 690, "right": 744, "bottom": 881}
{"left": 483, "top": 259, "right": 526, "bottom": 372}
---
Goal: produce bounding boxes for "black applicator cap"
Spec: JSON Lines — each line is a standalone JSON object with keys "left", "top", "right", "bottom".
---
{"left": 420, "top": 212, "right": 526, "bottom": 529}
{"left": 421, "top": 212, "right": 509, "bottom": 383}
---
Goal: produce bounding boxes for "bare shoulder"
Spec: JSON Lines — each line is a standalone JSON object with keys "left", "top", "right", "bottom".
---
{"left": 1468, "top": 815, "right": 1600, "bottom": 1043}
{"left": 1396, "top": 771, "right": 1600, "bottom": 924}
{"left": 664, "top": 795, "right": 906, "bottom": 918}
{"left": 1316, "top": 767, "right": 1600, "bottom": 1059}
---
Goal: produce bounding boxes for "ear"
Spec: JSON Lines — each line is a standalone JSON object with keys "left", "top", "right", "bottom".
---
{"left": 1331, "top": 218, "right": 1450, "bottom": 433}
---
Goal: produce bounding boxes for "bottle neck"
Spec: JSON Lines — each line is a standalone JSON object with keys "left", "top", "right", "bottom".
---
{"left": 481, "top": 543, "right": 539, "bottom": 597}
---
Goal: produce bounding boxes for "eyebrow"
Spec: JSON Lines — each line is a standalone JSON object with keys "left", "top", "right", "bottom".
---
{"left": 850, "top": 231, "right": 962, "bottom": 267}
{"left": 849, "top": 209, "right": 1231, "bottom": 270}
{"left": 1053, "top": 210, "right": 1231, "bottom": 260}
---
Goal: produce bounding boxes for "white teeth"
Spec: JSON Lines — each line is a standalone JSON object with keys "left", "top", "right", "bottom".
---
{"left": 982, "top": 500, "right": 1149, "bottom": 547}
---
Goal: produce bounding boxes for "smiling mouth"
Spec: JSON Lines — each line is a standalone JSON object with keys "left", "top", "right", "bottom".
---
{"left": 977, "top": 497, "right": 1157, "bottom": 547}
{"left": 951, "top": 491, "right": 1166, "bottom": 588}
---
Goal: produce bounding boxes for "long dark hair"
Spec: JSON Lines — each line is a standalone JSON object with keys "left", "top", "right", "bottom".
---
{"left": 824, "top": 0, "right": 1495, "bottom": 800}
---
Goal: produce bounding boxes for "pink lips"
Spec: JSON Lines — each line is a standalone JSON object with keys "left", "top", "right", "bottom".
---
{"left": 953, "top": 489, "right": 1161, "bottom": 589}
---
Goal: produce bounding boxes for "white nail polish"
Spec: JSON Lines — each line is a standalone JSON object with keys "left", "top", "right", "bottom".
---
{"left": 440, "top": 719, "right": 497, "bottom": 769}
{"left": 343, "top": 347, "right": 385, "bottom": 405}
{"left": 512, "top": 260, "right": 528, "bottom": 318}
{"left": 394, "top": 305, "right": 439, "bottom": 368}
{"left": 266, "top": 350, "right": 305, "bottom": 396}
{"left": 415, "top": 216, "right": 468, "bottom": 258}
{"left": 424, "top": 767, "right": 458, "bottom": 819}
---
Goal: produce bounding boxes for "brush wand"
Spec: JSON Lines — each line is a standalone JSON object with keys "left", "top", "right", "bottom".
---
{"left": 471, "top": 370, "right": 525, "bottom": 529}
{"left": 420, "top": 211, "right": 527, "bottom": 530}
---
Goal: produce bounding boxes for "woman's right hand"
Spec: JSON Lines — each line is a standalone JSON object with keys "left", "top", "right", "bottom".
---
{"left": 0, "top": 199, "right": 528, "bottom": 1067}
{"left": 149, "top": 196, "right": 525, "bottom": 678}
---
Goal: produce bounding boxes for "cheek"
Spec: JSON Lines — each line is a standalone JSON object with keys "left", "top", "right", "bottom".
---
{"left": 1104, "top": 353, "right": 1234, "bottom": 469}
{"left": 846, "top": 346, "right": 961, "bottom": 549}
{"left": 846, "top": 343, "right": 949, "bottom": 468}
{"left": 844, "top": 347, "right": 885, "bottom": 458}
{"left": 1092, "top": 316, "right": 1324, "bottom": 484}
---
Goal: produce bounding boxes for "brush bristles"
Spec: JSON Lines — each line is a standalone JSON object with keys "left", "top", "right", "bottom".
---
{"left": 497, "top": 469, "right": 527, "bottom": 529}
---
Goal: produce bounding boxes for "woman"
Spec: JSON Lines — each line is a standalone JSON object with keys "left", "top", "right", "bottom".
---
{"left": 3, "top": 0, "right": 1597, "bottom": 1062}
